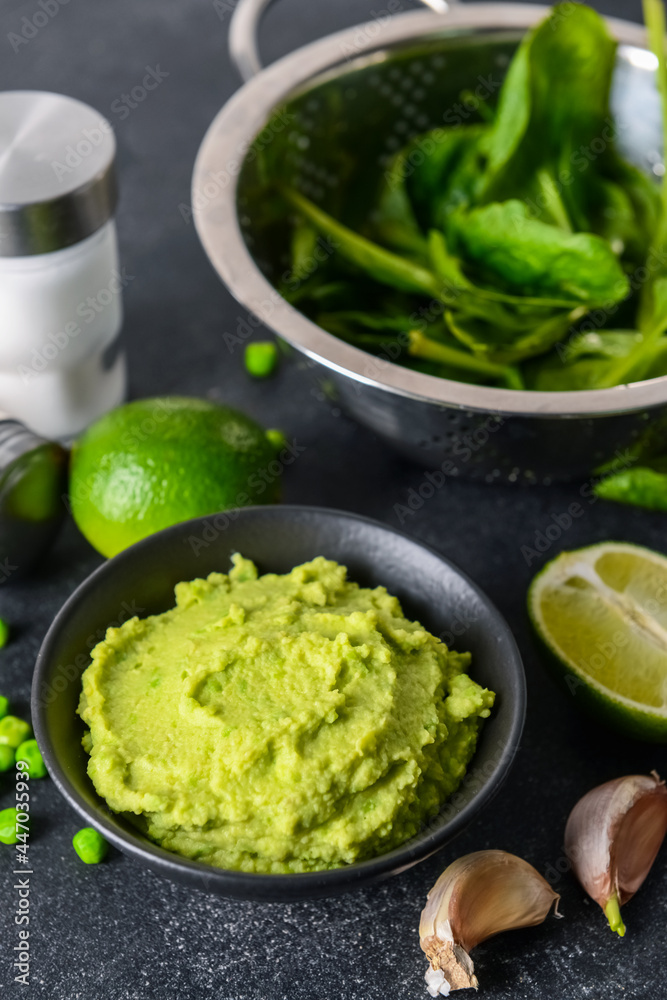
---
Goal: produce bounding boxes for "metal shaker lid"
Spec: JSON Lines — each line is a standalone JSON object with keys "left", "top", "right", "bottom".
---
{"left": 0, "top": 90, "right": 117, "bottom": 257}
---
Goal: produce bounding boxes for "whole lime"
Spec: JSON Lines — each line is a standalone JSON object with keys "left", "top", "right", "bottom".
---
{"left": 69, "top": 397, "right": 282, "bottom": 557}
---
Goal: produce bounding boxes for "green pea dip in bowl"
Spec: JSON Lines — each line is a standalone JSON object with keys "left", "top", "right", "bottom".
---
{"left": 33, "top": 506, "right": 524, "bottom": 900}
{"left": 78, "top": 553, "right": 494, "bottom": 875}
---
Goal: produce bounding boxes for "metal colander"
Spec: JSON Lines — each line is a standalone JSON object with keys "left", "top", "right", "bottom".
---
{"left": 193, "top": 1, "right": 663, "bottom": 483}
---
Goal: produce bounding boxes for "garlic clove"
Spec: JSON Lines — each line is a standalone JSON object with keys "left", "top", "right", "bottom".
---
{"left": 420, "top": 850, "right": 560, "bottom": 994}
{"left": 564, "top": 771, "right": 667, "bottom": 936}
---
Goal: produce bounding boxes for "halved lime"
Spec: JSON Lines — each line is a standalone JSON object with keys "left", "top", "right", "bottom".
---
{"left": 528, "top": 542, "right": 667, "bottom": 742}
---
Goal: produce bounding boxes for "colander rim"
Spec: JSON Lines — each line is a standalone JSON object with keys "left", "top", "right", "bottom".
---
{"left": 193, "top": 2, "right": 663, "bottom": 418}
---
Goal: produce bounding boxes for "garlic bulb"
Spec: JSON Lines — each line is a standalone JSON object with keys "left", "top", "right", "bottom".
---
{"left": 420, "top": 850, "right": 560, "bottom": 995}
{"left": 564, "top": 771, "right": 667, "bottom": 936}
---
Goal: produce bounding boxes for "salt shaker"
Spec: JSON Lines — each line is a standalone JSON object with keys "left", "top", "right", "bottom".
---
{"left": 0, "top": 90, "right": 127, "bottom": 440}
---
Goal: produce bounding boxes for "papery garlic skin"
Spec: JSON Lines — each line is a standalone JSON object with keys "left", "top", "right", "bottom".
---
{"left": 564, "top": 772, "right": 667, "bottom": 936}
{"left": 420, "top": 851, "right": 560, "bottom": 994}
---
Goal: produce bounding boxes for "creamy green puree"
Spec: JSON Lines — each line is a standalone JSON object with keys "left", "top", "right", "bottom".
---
{"left": 78, "top": 556, "right": 495, "bottom": 873}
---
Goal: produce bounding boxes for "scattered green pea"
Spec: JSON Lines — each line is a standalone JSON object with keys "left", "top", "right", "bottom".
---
{"left": 0, "top": 745, "right": 14, "bottom": 771}
{"left": 245, "top": 341, "right": 279, "bottom": 378}
{"left": 15, "top": 739, "right": 47, "bottom": 779}
{"left": 0, "top": 807, "right": 27, "bottom": 845}
{"left": 0, "top": 619, "right": 9, "bottom": 649}
{"left": 72, "top": 826, "right": 109, "bottom": 864}
{"left": 0, "top": 696, "right": 8, "bottom": 720}
{"left": 0, "top": 716, "right": 31, "bottom": 749}
{"left": 265, "top": 428, "right": 287, "bottom": 451}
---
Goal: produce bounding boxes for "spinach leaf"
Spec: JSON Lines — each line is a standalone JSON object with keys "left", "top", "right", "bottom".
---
{"left": 281, "top": 187, "right": 446, "bottom": 300}
{"left": 447, "top": 308, "right": 579, "bottom": 364}
{"left": 581, "top": 155, "right": 661, "bottom": 263}
{"left": 482, "top": 4, "right": 618, "bottom": 205}
{"left": 596, "top": 277, "right": 667, "bottom": 384}
{"left": 482, "top": 38, "right": 531, "bottom": 183}
{"left": 266, "top": 2, "right": 664, "bottom": 398}
{"left": 526, "top": 355, "right": 615, "bottom": 391}
{"left": 525, "top": 330, "right": 646, "bottom": 389}
{"left": 290, "top": 222, "right": 318, "bottom": 277}
{"left": 643, "top": 335, "right": 667, "bottom": 378}
{"left": 406, "top": 127, "right": 488, "bottom": 233}
{"left": 595, "top": 466, "right": 667, "bottom": 511}
{"left": 317, "top": 311, "right": 423, "bottom": 334}
{"left": 449, "top": 200, "right": 630, "bottom": 305}
{"left": 427, "top": 228, "right": 595, "bottom": 311}
{"left": 557, "top": 329, "right": 643, "bottom": 362}
{"left": 591, "top": 0, "right": 667, "bottom": 387}
{"left": 369, "top": 151, "right": 429, "bottom": 259}
{"left": 526, "top": 328, "right": 667, "bottom": 390}
{"left": 407, "top": 330, "right": 524, "bottom": 388}
{"left": 314, "top": 311, "right": 519, "bottom": 386}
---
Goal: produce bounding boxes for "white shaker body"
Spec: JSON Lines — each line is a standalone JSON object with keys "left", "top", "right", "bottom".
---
{"left": 0, "top": 90, "right": 127, "bottom": 440}
{"left": 0, "top": 220, "right": 126, "bottom": 439}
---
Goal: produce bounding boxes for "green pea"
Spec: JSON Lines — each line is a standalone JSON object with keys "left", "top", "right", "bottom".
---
{"left": 72, "top": 827, "right": 109, "bottom": 864}
{"left": 245, "top": 341, "right": 279, "bottom": 378}
{"left": 0, "top": 807, "right": 27, "bottom": 845}
{"left": 265, "top": 428, "right": 287, "bottom": 451}
{"left": 0, "top": 716, "right": 31, "bottom": 749}
{"left": 0, "top": 745, "right": 14, "bottom": 771}
{"left": 0, "top": 619, "right": 9, "bottom": 649}
{"left": 15, "top": 739, "right": 47, "bottom": 779}
{"left": 0, "top": 696, "right": 9, "bottom": 720}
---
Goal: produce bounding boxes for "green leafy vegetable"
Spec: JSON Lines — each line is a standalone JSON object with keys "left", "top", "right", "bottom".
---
{"left": 595, "top": 465, "right": 667, "bottom": 511}
{"left": 449, "top": 200, "right": 629, "bottom": 305}
{"left": 591, "top": 0, "right": 667, "bottom": 387}
{"left": 405, "top": 127, "right": 488, "bottom": 232}
{"left": 480, "top": 3, "right": 617, "bottom": 214}
{"left": 282, "top": 187, "right": 445, "bottom": 300}
{"left": 266, "top": 2, "right": 667, "bottom": 393}
{"left": 407, "top": 330, "right": 525, "bottom": 388}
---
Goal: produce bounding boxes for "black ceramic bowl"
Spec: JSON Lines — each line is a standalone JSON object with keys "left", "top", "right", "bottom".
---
{"left": 33, "top": 505, "right": 525, "bottom": 901}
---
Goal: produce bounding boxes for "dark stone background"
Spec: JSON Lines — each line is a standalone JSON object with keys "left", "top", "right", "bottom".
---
{"left": 0, "top": 1, "right": 664, "bottom": 998}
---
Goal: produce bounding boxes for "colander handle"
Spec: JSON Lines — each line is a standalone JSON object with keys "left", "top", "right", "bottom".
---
{"left": 229, "top": 0, "right": 452, "bottom": 82}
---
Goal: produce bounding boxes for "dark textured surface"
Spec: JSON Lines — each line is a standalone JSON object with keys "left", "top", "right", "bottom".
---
{"left": 1, "top": 1, "right": 664, "bottom": 998}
